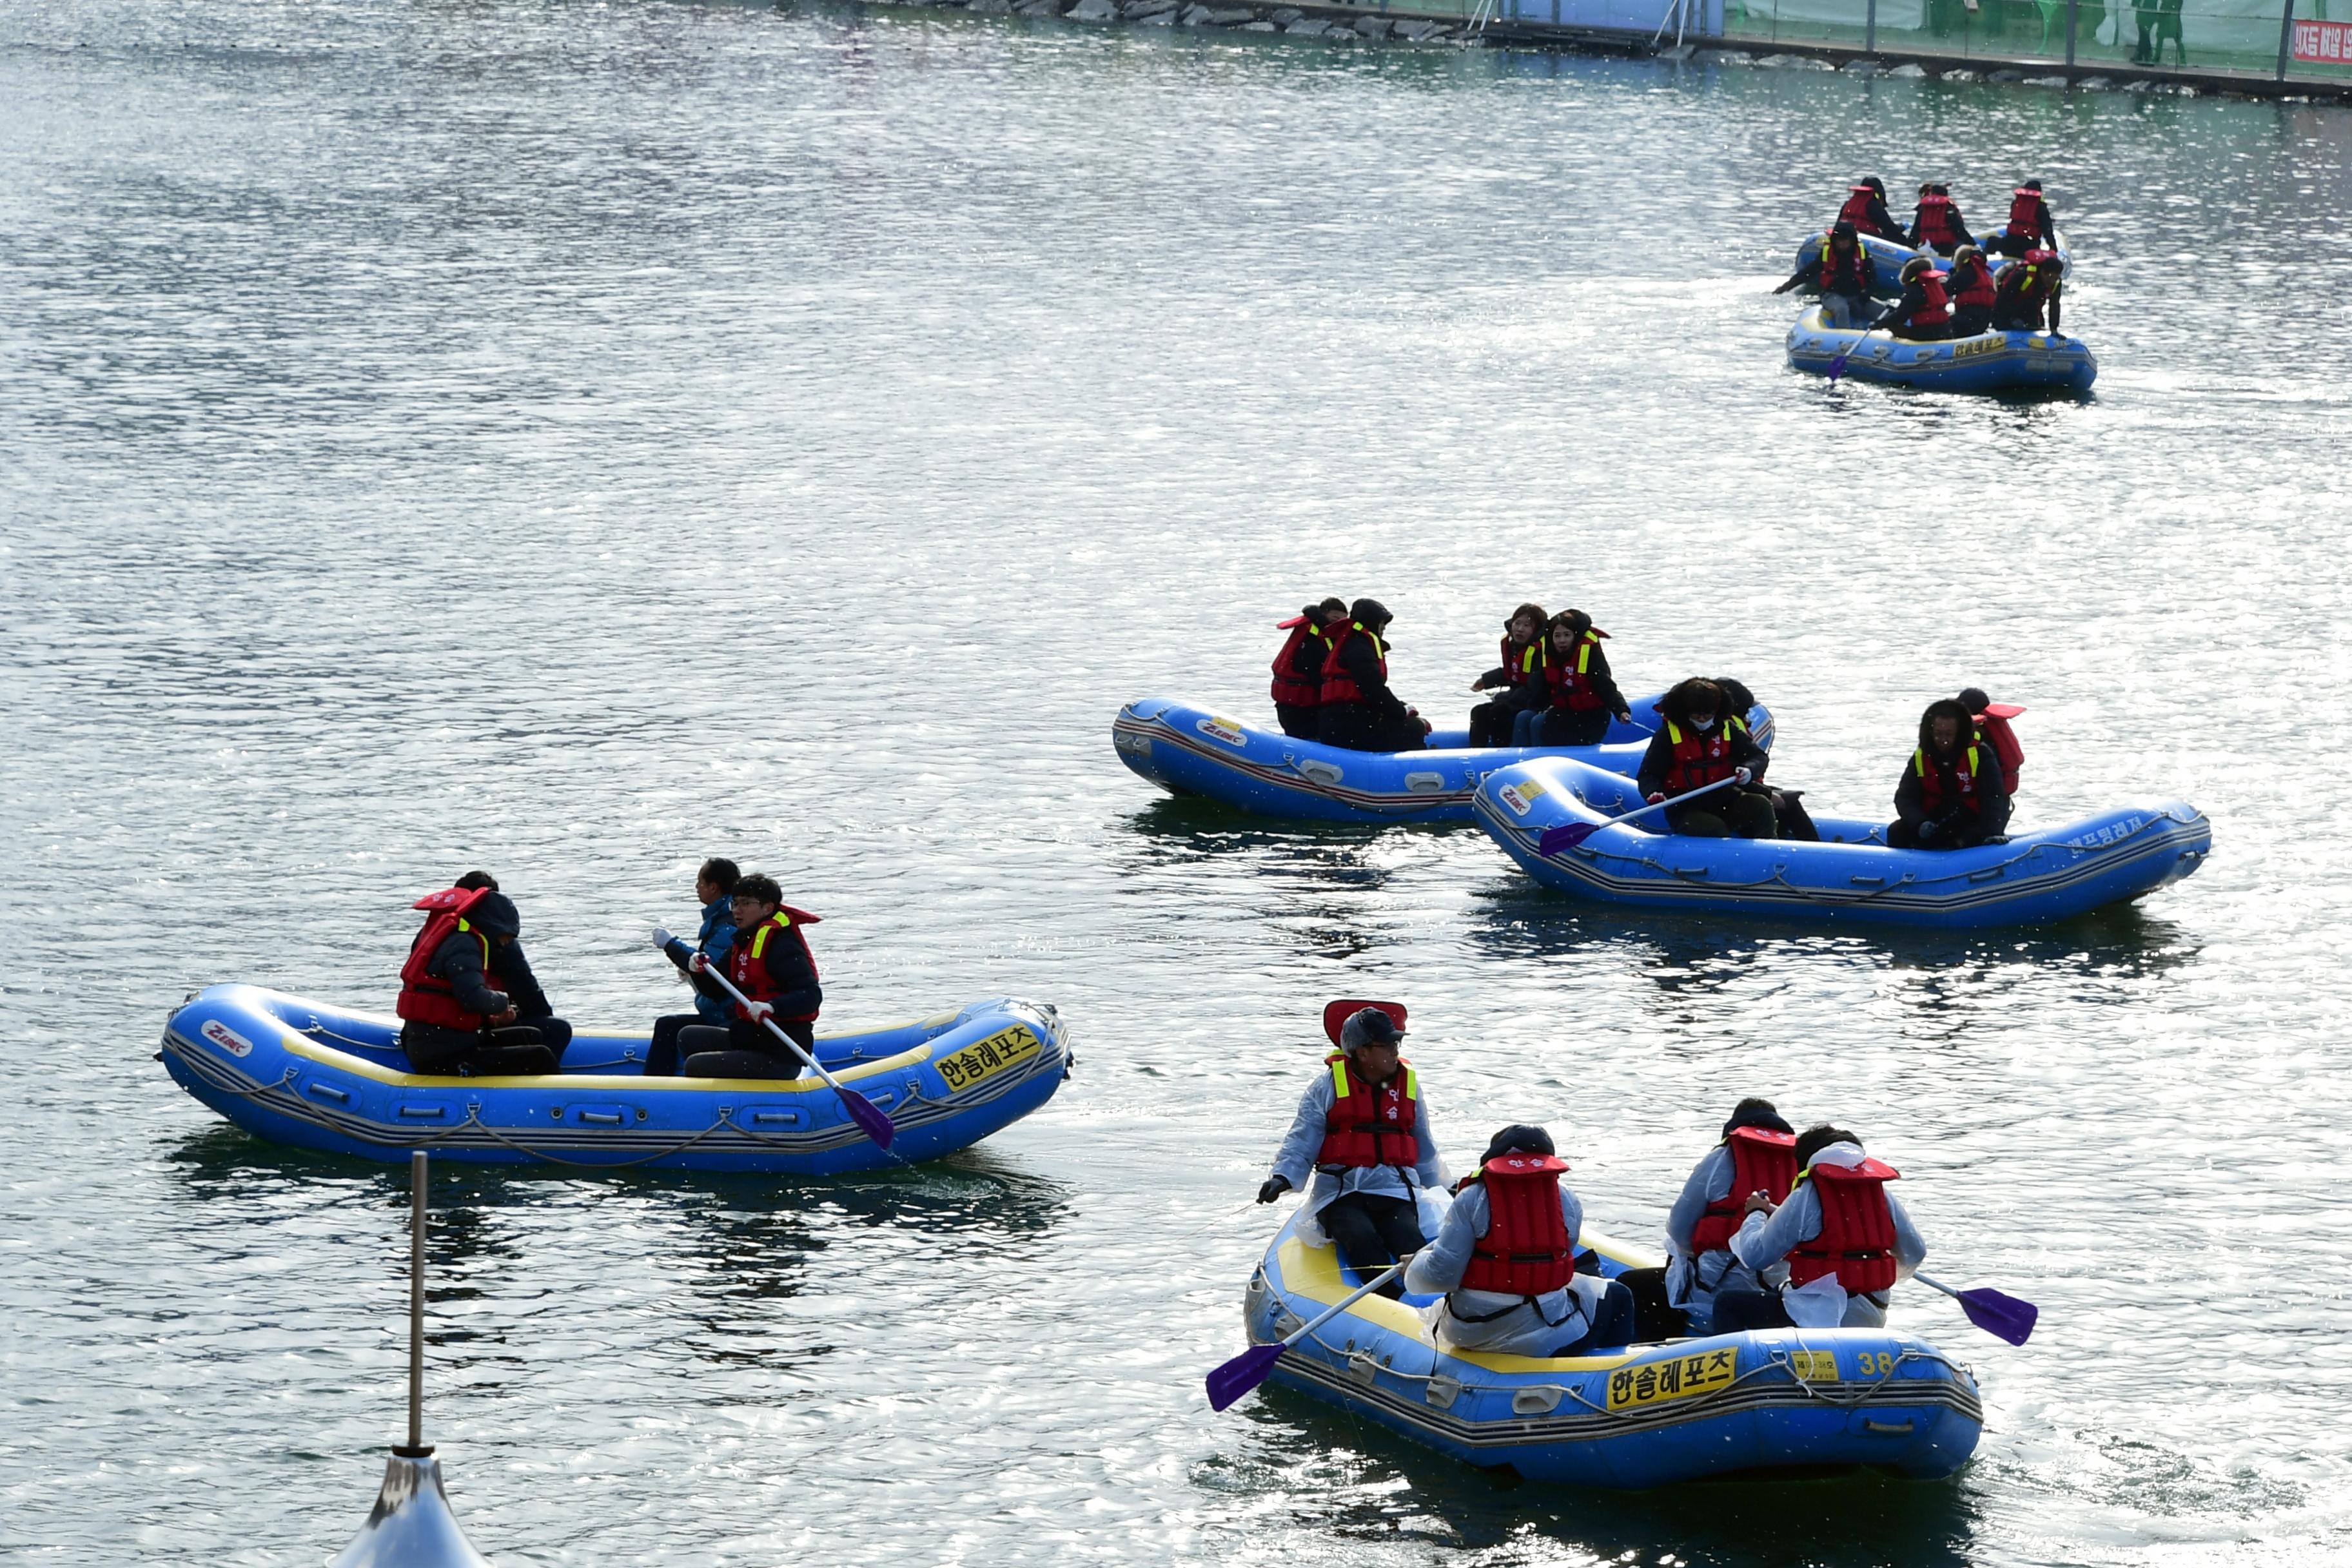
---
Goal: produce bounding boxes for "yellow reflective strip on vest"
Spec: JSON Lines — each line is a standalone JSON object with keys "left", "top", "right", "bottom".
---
{"left": 1402, "top": 1067, "right": 1418, "bottom": 1099}
{"left": 1575, "top": 637, "right": 1593, "bottom": 675}
{"left": 1329, "top": 1058, "right": 1351, "bottom": 1098}
{"left": 1665, "top": 721, "right": 1683, "bottom": 744}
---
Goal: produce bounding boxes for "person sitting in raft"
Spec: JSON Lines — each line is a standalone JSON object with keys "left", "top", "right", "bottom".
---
{"left": 1866, "top": 256, "right": 1952, "bottom": 342}
{"left": 1772, "top": 219, "right": 1870, "bottom": 330}
{"left": 1945, "top": 244, "right": 1999, "bottom": 338}
{"left": 1986, "top": 179, "right": 2059, "bottom": 257}
{"left": 1467, "top": 602, "right": 1548, "bottom": 749}
{"left": 1259, "top": 1005, "right": 1439, "bottom": 1300}
{"left": 1635, "top": 678, "right": 1777, "bottom": 839}
{"left": 1958, "top": 686, "right": 2026, "bottom": 796}
{"left": 1906, "top": 182, "right": 1974, "bottom": 257}
{"left": 646, "top": 856, "right": 741, "bottom": 1077}
{"left": 1992, "top": 248, "right": 2065, "bottom": 338}
{"left": 1521, "top": 610, "right": 1634, "bottom": 748}
{"left": 1890, "top": 698, "right": 2013, "bottom": 850}
{"left": 1317, "top": 599, "right": 1429, "bottom": 753}
{"left": 1710, "top": 1124, "right": 1927, "bottom": 1332}
{"left": 1834, "top": 176, "right": 1908, "bottom": 245}
{"left": 1664, "top": 1099, "right": 1798, "bottom": 1336}
{"left": 395, "top": 873, "right": 569, "bottom": 1075}
{"left": 1406, "top": 1124, "right": 1636, "bottom": 1358}
{"left": 679, "top": 873, "right": 823, "bottom": 1079}
{"left": 1273, "top": 597, "right": 1350, "bottom": 740}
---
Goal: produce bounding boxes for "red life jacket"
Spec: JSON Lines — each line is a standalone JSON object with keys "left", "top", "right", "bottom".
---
{"left": 1662, "top": 716, "right": 1745, "bottom": 796}
{"left": 2006, "top": 187, "right": 2046, "bottom": 240}
{"left": 2010, "top": 250, "right": 2061, "bottom": 302}
{"left": 1816, "top": 237, "right": 1865, "bottom": 295}
{"left": 1318, "top": 621, "right": 1386, "bottom": 707}
{"left": 1458, "top": 1153, "right": 1576, "bottom": 1297}
{"left": 1914, "top": 743, "right": 1990, "bottom": 816}
{"left": 1836, "top": 188, "right": 1877, "bottom": 228}
{"left": 395, "top": 885, "right": 497, "bottom": 1032}
{"left": 1787, "top": 1157, "right": 1901, "bottom": 1295}
{"left": 1917, "top": 193, "right": 1962, "bottom": 248}
{"left": 1271, "top": 616, "right": 1333, "bottom": 708}
{"left": 1542, "top": 629, "right": 1609, "bottom": 713}
{"left": 1950, "top": 254, "right": 1997, "bottom": 311}
{"left": 1972, "top": 701, "right": 2025, "bottom": 793}
{"left": 1314, "top": 1050, "right": 1420, "bottom": 1170}
{"left": 1688, "top": 1126, "right": 1799, "bottom": 1253}
{"left": 729, "top": 906, "right": 824, "bottom": 1023}
{"left": 1497, "top": 632, "right": 1547, "bottom": 692}
{"left": 1905, "top": 270, "right": 1951, "bottom": 331}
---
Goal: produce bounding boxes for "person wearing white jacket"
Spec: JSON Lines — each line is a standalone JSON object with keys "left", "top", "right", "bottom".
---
{"left": 1663, "top": 1098, "right": 1799, "bottom": 1335}
{"left": 1717, "top": 1126, "right": 1928, "bottom": 1331}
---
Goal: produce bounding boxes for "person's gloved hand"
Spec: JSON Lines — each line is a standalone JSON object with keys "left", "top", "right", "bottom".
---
{"left": 1735, "top": 767, "right": 1752, "bottom": 785}
{"left": 1647, "top": 792, "right": 1666, "bottom": 805}
{"left": 1615, "top": 709, "right": 1634, "bottom": 725}
{"left": 1257, "top": 1175, "right": 1291, "bottom": 1205}
{"left": 689, "top": 952, "right": 711, "bottom": 974}
{"left": 651, "top": 926, "right": 674, "bottom": 950}
{"left": 1915, "top": 818, "right": 1940, "bottom": 845}
{"left": 745, "top": 1000, "right": 774, "bottom": 1025}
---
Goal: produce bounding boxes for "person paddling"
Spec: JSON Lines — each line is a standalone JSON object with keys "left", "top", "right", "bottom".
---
{"left": 1890, "top": 698, "right": 2012, "bottom": 850}
{"left": 645, "top": 856, "right": 740, "bottom": 1077}
{"left": 1664, "top": 1099, "right": 1798, "bottom": 1335}
{"left": 1259, "top": 1006, "right": 1439, "bottom": 1299}
{"left": 1406, "top": 1124, "right": 1635, "bottom": 1357}
{"left": 1272, "top": 598, "right": 1350, "bottom": 739}
{"left": 1635, "top": 678, "right": 1776, "bottom": 839}
{"left": 677, "top": 873, "right": 823, "bottom": 1079}
{"left": 1710, "top": 1123, "right": 1928, "bottom": 1331}
{"left": 395, "top": 872, "right": 567, "bottom": 1075}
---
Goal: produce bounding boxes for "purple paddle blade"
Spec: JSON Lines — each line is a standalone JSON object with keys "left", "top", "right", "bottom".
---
{"left": 839, "top": 1088, "right": 897, "bottom": 1150}
{"left": 1955, "top": 1287, "right": 2037, "bottom": 1346}
{"left": 1206, "top": 1343, "right": 1285, "bottom": 1413}
{"left": 1536, "top": 823, "right": 1599, "bottom": 856}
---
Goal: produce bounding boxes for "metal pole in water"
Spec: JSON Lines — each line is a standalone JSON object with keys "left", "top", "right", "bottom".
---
{"left": 408, "top": 1150, "right": 426, "bottom": 1454}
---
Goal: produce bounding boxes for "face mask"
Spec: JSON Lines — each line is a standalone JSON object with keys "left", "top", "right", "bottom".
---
{"left": 1689, "top": 715, "right": 1718, "bottom": 732}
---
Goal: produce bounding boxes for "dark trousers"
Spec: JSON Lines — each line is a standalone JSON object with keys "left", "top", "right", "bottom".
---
{"left": 1319, "top": 703, "right": 1426, "bottom": 753}
{"left": 1984, "top": 230, "right": 2036, "bottom": 258}
{"left": 1888, "top": 319, "right": 1950, "bottom": 342}
{"left": 676, "top": 1017, "right": 817, "bottom": 1079}
{"left": 648, "top": 1012, "right": 711, "bottom": 1076}
{"left": 1950, "top": 306, "right": 1993, "bottom": 337}
{"left": 1317, "top": 1191, "right": 1424, "bottom": 1298}
{"left": 1548, "top": 1279, "right": 1638, "bottom": 1356}
{"left": 400, "top": 1021, "right": 566, "bottom": 1077}
{"left": 1468, "top": 699, "right": 1520, "bottom": 749}
{"left": 1276, "top": 703, "right": 1320, "bottom": 739}
{"left": 1711, "top": 1288, "right": 1796, "bottom": 1332}
{"left": 1666, "top": 788, "right": 1779, "bottom": 839}
{"left": 1993, "top": 303, "right": 2048, "bottom": 333}
{"left": 1888, "top": 807, "right": 2006, "bottom": 850}
{"left": 1533, "top": 707, "right": 1611, "bottom": 747}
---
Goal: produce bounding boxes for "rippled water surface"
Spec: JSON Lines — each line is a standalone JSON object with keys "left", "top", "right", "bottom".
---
{"left": 5, "top": 0, "right": 2350, "bottom": 1561}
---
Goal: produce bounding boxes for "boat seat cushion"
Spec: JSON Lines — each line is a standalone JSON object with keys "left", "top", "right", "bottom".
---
{"left": 681, "top": 1049, "right": 800, "bottom": 1081}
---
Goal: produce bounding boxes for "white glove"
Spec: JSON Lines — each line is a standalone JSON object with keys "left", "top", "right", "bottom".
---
{"left": 651, "top": 926, "right": 674, "bottom": 950}
{"left": 1734, "top": 767, "right": 1753, "bottom": 785}
{"left": 745, "top": 1001, "right": 774, "bottom": 1024}
{"left": 689, "top": 952, "right": 710, "bottom": 974}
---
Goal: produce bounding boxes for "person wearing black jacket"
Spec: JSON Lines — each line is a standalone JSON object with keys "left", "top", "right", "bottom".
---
{"left": 1273, "top": 597, "right": 1350, "bottom": 738}
{"left": 1867, "top": 257, "right": 1952, "bottom": 342}
{"left": 1636, "top": 678, "right": 1777, "bottom": 838}
{"left": 1992, "top": 251, "right": 2065, "bottom": 337}
{"left": 1527, "top": 611, "right": 1632, "bottom": 747}
{"left": 1834, "top": 177, "right": 1909, "bottom": 245}
{"left": 1906, "top": 183, "right": 1974, "bottom": 256}
{"left": 679, "top": 873, "right": 824, "bottom": 1078}
{"left": 1890, "top": 698, "right": 2012, "bottom": 849}
{"left": 1772, "top": 220, "right": 1870, "bottom": 329}
{"left": 1468, "top": 602, "right": 1548, "bottom": 748}
{"left": 1986, "top": 180, "right": 2060, "bottom": 257}
{"left": 398, "top": 875, "right": 571, "bottom": 1075}
{"left": 1318, "top": 599, "right": 1427, "bottom": 753}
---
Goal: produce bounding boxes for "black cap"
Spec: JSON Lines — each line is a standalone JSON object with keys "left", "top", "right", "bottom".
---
{"left": 1339, "top": 1007, "right": 1404, "bottom": 1050}
{"left": 469, "top": 892, "right": 520, "bottom": 938}
{"left": 1956, "top": 686, "right": 1991, "bottom": 712}
{"left": 1481, "top": 1124, "right": 1554, "bottom": 1163}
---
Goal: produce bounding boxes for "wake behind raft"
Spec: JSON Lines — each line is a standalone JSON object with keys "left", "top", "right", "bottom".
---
{"left": 1230, "top": 1209, "right": 1981, "bottom": 1487}
{"left": 1112, "top": 693, "right": 1774, "bottom": 825}
{"left": 1474, "top": 755, "right": 2208, "bottom": 928}
{"left": 162, "top": 985, "right": 1071, "bottom": 1173}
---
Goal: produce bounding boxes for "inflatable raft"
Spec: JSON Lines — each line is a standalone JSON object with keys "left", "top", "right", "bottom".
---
{"left": 1112, "top": 694, "right": 1773, "bottom": 825}
{"left": 1786, "top": 306, "right": 2097, "bottom": 395}
{"left": 1239, "top": 1210, "right": 1982, "bottom": 1486}
{"left": 1473, "top": 755, "right": 2208, "bottom": 928}
{"left": 161, "top": 984, "right": 1072, "bottom": 1173}
{"left": 1790, "top": 231, "right": 2073, "bottom": 299}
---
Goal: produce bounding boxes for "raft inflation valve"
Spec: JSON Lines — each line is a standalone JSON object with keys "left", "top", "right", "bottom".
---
{"left": 331, "top": 1152, "right": 492, "bottom": 1567}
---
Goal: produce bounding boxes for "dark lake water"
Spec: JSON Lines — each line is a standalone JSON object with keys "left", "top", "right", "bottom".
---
{"left": 4, "top": 0, "right": 2349, "bottom": 1560}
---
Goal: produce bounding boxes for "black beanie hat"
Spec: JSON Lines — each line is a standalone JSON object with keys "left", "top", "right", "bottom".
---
{"left": 1481, "top": 1124, "right": 1554, "bottom": 1164}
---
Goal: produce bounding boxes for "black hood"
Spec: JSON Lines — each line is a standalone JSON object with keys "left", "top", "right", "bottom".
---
{"left": 1721, "top": 1104, "right": 1794, "bottom": 1140}
{"left": 1917, "top": 698, "right": 1975, "bottom": 759}
{"left": 469, "top": 892, "right": 521, "bottom": 938}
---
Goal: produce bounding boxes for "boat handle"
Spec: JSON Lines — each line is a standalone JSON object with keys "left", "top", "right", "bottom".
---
{"left": 1670, "top": 866, "right": 1710, "bottom": 880}
{"left": 1863, "top": 1418, "right": 1916, "bottom": 1435}
{"left": 306, "top": 1081, "right": 351, "bottom": 1104}
{"left": 1511, "top": 1387, "right": 1562, "bottom": 1415}
{"left": 398, "top": 1104, "right": 448, "bottom": 1119}
{"left": 1849, "top": 874, "right": 1885, "bottom": 887}
{"left": 577, "top": 1111, "right": 623, "bottom": 1126}
{"left": 1967, "top": 865, "right": 2006, "bottom": 883}
{"left": 750, "top": 1111, "right": 805, "bottom": 1128}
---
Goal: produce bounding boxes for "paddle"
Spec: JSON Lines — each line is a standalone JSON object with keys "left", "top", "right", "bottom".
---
{"left": 692, "top": 963, "right": 897, "bottom": 1150}
{"left": 1206, "top": 1260, "right": 1408, "bottom": 1412}
{"left": 1322, "top": 999, "right": 1406, "bottom": 1046}
{"left": 1826, "top": 324, "right": 1883, "bottom": 383}
{"left": 1536, "top": 773, "right": 1744, "bottom": 857}
{"left": 1914, "top": 1270, "right": 2037, "bottom": 1346}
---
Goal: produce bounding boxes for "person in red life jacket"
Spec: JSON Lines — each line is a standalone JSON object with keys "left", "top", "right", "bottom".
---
{"left": 1992, "top": 248, "right": 2065, "bottom": 337}
{"left": 1890, "top": 698, "right": 2012, "bottom": 850}
{"left": 395, "top": 873, "right": 570, "bottom": 1075}
{"left": 1634, "top": 678, "right": 1778, "bottom": 838}
{"left": 1906, "top": 182, "right": 1975, "bottom": 257}
{"left": 1772, "top": 219, "right": 1871, "bottom": 329}
{"left": 1865, "top": 256, "right": 1952, "bottom": 342}
{"left": 1467, "top": 602, "right": 1549, "bottom": 749}
{"left": 1663, "top": 1099, "right": 1799, "bottom": 1335}
{"left": 1712, "top": 1124, "right": 1927, "bottom": 1331}
{"left": 1523, "top": 610, "right": 1634, "bottom": 748}
{"left": 1260, "top": 1006, "right": 1442, "bottom": 1300}
{"left": 1834, "top": 177, "right": 1908, "bottom": 244}
{"left": 1945, "top": 244, "right": 2000, "bottom": 337}
{"left": 1317, "top": 598, "right": 1429, "bottom": 753}
{"left": 1273, "top": 597, "right": 1350, "bottom": 739}
{"left": 1986, "top": 179, "right": 2060, "bottom": 257}
{"left": 678, "top": 872, "right": 823, "bottom": 1079}
{"left": 1957, "top": 686, "right": 2026, "bottom": 796}
{"left": 1406, "top": 1125, "right": 1636, "bottom": 1357}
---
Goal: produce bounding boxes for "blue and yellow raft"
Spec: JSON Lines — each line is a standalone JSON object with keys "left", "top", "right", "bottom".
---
{"left": 162, "top": 984, "right": 1072, "bottom": 1173}
{"left": 1241, "top": 1211, "right": 1983, "bottom": 1487}
{"left": 1786, "top": 306, "right": 2097, "bottom": 395}
{"left": 1112, "top": 694, "right": 1773, "bottom": 825}
{"left": 1473, "top": 754, "right": 2208, "bottom": 928}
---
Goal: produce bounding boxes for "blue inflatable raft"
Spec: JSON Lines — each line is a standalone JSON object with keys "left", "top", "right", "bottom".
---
{"left": 1786, "top": 306, "right": 2097, "bottom": 395}
{"left": 1790, "top": 231, "right": 2072, "bottom": 299}
{"left": 1238, "top": 1210, "right": 1983, "bottom": 1486}
{"left": 1472, "top": 755, "right": 2208, "bottom": 928}
{"left": 1112, "top": 694, "right": 1773, "bottom": 825}
{"left": 161, "top": 984, "right": 1072, "bottom": 1173}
